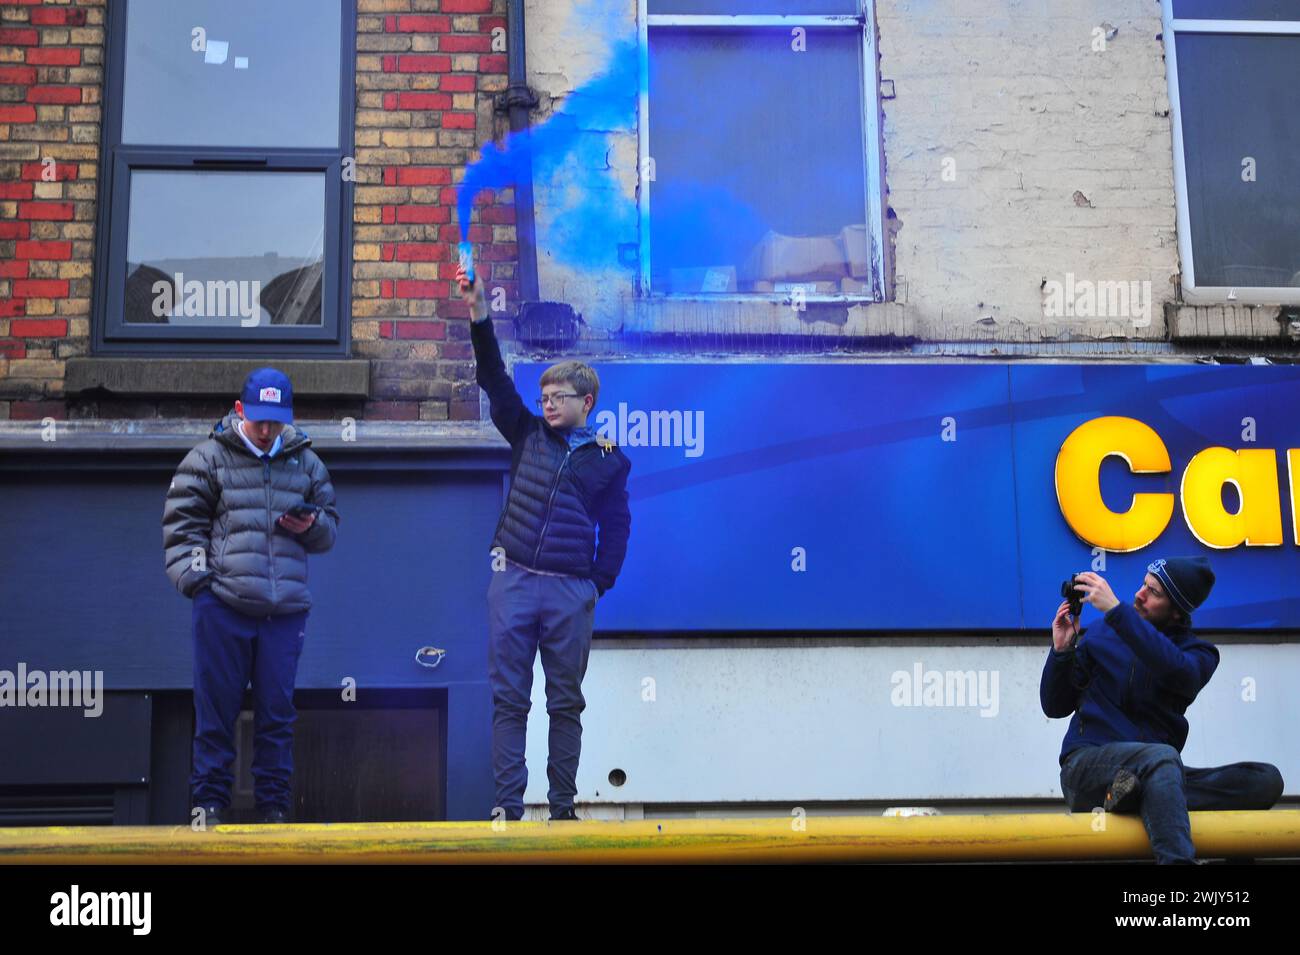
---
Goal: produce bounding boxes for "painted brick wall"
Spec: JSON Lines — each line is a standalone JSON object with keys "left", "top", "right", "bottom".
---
{"left": 522, "top": 0, "right": 1235, "bottom": 344}
{"left": 877, "top": 0, "right": 1178, "bottom": 342}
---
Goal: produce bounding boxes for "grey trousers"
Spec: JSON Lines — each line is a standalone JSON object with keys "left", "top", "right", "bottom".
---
{"left": 487, "top": 561, "right": 598, "bottom": 818}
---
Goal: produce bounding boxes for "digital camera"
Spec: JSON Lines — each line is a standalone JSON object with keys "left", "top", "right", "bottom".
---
{"left": 1061, "top": 574, "right": 1085, "bottom": 619}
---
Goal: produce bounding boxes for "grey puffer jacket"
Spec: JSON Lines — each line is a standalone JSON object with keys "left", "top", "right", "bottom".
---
{"left": 163, "top": 410, "right": 339, "bottom": 616}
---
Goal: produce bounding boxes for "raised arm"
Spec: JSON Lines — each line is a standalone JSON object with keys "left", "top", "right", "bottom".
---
{"left": 1040, "top": 600, "right": 1091, "bottom": 718}
{"left": 469, "top": 311, "right": 535, "bottom": 446}
{"left": 1039, "top": 643, "right": 1091, "bottom": 718}
{"left": 1104, "top": 602, "right": 1219, "bottom": 696}
{"left": 457, "top": 265, "right": 535, "bottom": 446}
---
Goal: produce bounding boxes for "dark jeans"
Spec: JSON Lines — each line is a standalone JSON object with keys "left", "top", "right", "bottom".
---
{"left": 1060, "top": 742, "right": 1285, "bottom": 864}
{"left": 190, "top": 588, "right": 308, "bottom": 814}
{"left": 487, "top": 562, "right": 597, "bottom": 819}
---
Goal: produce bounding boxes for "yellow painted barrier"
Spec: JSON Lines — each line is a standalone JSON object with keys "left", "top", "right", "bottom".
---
{"left": 1, "top": 812, "right": 1298, "bottom": 864}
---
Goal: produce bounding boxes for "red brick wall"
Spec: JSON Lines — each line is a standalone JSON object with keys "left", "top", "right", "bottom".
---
{"left": 353, "top": 0, "right": 518, "bottom": 421}
{"left": 0, "top": 0, "right": 522, "bottom": 422}
{"left": 0, "top": 0, "right": 102, "bottom": 421}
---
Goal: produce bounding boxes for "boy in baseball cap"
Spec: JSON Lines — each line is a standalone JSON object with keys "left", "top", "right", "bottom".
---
{"left": 234, "top": 367, "right": 293, "bottom": 457}
{"left": 164, "top": 367, "right": 339, "bottom": 825}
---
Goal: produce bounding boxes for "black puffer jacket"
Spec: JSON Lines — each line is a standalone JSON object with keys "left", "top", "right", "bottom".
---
{"left": 471, "top": 317, "right": 631, "bottom": 594}
{"left": 162, "top": 411, "right": 339, "bottom": 616}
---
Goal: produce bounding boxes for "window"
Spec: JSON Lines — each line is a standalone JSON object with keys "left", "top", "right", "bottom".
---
{"left": 1163, "top": 0, "right": 1300, "bottom": 305}
{"left": 94, "top": 0, "right": 356, "bottom": 354}
{"left": 638, "top": 1, "right": 885, "bottom": 301}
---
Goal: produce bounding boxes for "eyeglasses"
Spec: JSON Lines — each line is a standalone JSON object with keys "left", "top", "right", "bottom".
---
{"left": 536, "top": 392, "right": 581, "bottom": 409}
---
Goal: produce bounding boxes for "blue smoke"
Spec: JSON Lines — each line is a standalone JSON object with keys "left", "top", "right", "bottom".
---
{"left": 457, "top": 7, "right": 870, "bottom": 289}
{"left": 457, "top": 23, "right": 641, "bottom": 270}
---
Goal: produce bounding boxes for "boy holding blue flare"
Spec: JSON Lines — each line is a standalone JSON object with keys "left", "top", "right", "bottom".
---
{"left": 455, "top": 262, "right": 632, "bottom": 821}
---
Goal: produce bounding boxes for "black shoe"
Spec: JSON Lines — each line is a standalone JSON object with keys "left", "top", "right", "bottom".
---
{"left": 549, "top": 807, "right": 580, "bottom": 821}
{"left": 256, "top": 807, "right": 291, "bottom": 825}
{"left": 1104, "top": 769, "right": 1141, "bottom": 812}
{"left": 193, "top": 804, "right": 228, "bottom": 828}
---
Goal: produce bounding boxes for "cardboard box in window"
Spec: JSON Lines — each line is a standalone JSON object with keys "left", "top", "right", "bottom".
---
{"left": 745, "top": 230, "right": 847, "bottom": 283}
{"left": 840, "top": 276, "right": 872, "bottom": 294}
{"left": 839, "top": 224, "right": 870, "bottom": 279}
{"left": 774, "top": 281, "right": 838, "bottom": 295}
{"left": 670, "top": 265, "right": 737, "bottom": 293}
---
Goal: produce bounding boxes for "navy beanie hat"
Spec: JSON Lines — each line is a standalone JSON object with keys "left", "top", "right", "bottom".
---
{"left": 1147, "top": 557, "right": 1215, "bottom": 617}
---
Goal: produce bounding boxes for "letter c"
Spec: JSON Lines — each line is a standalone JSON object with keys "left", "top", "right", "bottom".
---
{"left": 1055, "top": 416, "right": 1174, "bottom": 552}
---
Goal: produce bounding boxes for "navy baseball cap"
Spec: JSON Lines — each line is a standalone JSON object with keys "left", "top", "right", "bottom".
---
{"left": 240, "top": 367, "right": 294, "bottom": 423}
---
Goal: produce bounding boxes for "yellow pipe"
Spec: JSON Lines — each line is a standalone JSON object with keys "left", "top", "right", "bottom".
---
{"left": 2, "top": 812, "right": 1299, "bottom": 864}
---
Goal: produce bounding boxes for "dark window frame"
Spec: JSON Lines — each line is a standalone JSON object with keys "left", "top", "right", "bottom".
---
{"left": 92, "top": 0, "right": 357, "bottom": 356}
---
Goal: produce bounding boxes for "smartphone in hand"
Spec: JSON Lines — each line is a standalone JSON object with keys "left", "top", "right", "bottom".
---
{"left": 277, "top": 502, "right": 320, "bottom": 532}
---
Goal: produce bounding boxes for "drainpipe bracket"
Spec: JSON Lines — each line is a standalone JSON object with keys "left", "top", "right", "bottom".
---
{"left": 495, "top": 85, "right": 539, "bottom": 114}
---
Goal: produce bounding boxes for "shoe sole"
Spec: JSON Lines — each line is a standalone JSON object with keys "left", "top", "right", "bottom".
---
{"left": 1104, "top": 771, "right": 1140, "bottom": 812}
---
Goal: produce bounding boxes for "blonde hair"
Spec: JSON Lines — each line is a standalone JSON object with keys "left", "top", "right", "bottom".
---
{"left": 540, "top": 360, "right": 600, "bottom": 407}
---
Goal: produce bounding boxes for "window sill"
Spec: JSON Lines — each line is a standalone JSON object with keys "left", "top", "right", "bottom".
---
{"left": 64, "top": 357, "right": 370, "bottom": 399}
{"left": 621, "top": 295, "right": 907, "bottom": 338}
{"left": 1165, "top": 303, "right": 1300, "bottom": 341}
{"left": 0, "top": 418, "right": 505, "bottom": 454}
{"left": 638, "top": 293, "right": 881, "bottom": 305}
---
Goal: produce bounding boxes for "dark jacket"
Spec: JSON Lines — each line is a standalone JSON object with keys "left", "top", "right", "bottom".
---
{"left": 470, "top": 316, "right": 631, "bottom": 594}
{"left": 1040, "top": 601, "right": 1219, "bottom": 766}
{"left": 162, "top": 411, "right": 339, "bottom": 616}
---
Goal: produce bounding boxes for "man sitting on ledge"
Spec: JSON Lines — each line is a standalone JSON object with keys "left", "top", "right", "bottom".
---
{"left": 1040, "top": 557, "right": 1284, "bottom": 864}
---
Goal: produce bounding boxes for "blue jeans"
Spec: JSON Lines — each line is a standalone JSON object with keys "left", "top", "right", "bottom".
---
{"left": 191, "top": 588, "right": 308, "bottom": 813}
{"left": 487, "top": 562, "right": 597, "bottom": 819}
{"left": 1060, "top": 742, "right": 1285, "bottom": 864}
